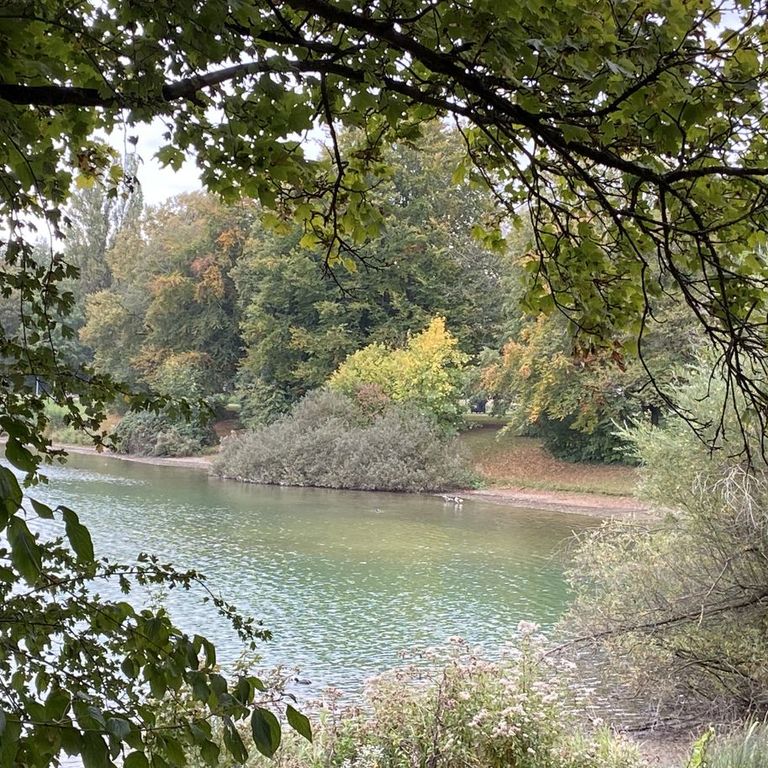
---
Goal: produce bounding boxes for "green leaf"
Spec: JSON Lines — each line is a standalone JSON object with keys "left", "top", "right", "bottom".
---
{"left": 233, "top": 676, "right": 252, "bottom": 705}
{"left": 124, "top": 752, "right": 149, "bottom": 768}
{"left": 106, "top": 717, "right": 131, "bottom": 740}
{"left": 162, "top": 737, "right": 186, "bottom": 767}
{"left": 5, "top": 436, "right": 36, "bottom": 473}
{"left": 60, "top": 506, "right": 95, "bottom": 561}
{"left": 81, "top": 732, "right": 109, "bottom": 768}
{"left": 209, "top": 673, "right": 227, "bottom": 696}
{"left": 200, "top": 741, "right": 220, "bottom": 767}
{"left": 8, "top": 516, "right": 41, "bottom": 582}
{"left": 223, "top": 718, "right": 249, "bottom": 763}
{"left": 286, "top": 704, "right": 312, "bottom": 742}
{"left": 61, "top": 727, "right": 82, "bottom": 756}
{"left": 0, "top": 466, "right": 22, "bottom": 524}
{"left": 187, "top": 671, "right": 210, "bottom": 702}
{"left": 30, "top": 498, "right": 54, "bottom": 519}
{"left": 87, "top": 705, "right": 106, "bottom": 727}
{"left": 200, "top": 637, "right": 216, "bottom": 668}
{"left": 0, "top": 717, "right": 20, "bottom": 768}
{"left": 156, "top": 145, "right": 185, "bottom": 171}
{"left": 250, "top": 707, "right": 281, "bottom": 758}
{"left": 45, "top": 687, "right": 71, "bottom": 720}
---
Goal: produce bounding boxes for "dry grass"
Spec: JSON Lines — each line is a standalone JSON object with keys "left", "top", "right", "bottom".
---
{"left": 460, "top": 425, "right": 638, "bottom": 496}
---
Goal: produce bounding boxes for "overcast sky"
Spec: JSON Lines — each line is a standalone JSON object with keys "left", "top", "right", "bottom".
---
{"left": 116, "top": 118, "right": 327, "bottom": 207}
{"left": 115, "top": 118, "right": 202, "bottom": 205}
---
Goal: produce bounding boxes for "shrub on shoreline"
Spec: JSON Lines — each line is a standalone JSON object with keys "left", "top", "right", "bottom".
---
{"left": 43, "top": 400, "right": 94, "bottom": 445}
{"left": 214, "top": 389, "right": 473, "bottom": 492}
{"left": 219, "top": 628, "right": 643, "bottom": 768}
{"left": 565, "top": 362, "right": 768, "bottom": 723}
{"left": 113, "top": 409, "right": 217, "bottom": 457}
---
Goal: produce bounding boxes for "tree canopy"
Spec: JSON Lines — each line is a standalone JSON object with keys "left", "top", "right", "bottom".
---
{"left": 81, "top": 193, "right": 252, "bottom": 394}
{"left": 329, "top": 316, "right": 468, "bottom": 427}
{"left": 5, "top": 0, "right": 768, "bottom": 447}
{"left": 234, "top": 125, "right": 507, "bottom": 417}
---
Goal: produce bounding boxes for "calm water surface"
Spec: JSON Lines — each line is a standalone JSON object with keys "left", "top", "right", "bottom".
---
{"left": 32, "top": 453, "right": 596, "bottom": 695}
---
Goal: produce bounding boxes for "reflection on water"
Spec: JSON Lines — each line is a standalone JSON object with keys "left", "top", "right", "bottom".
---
{"left": 30, "top": 453, "right": 596, "bottom": 695}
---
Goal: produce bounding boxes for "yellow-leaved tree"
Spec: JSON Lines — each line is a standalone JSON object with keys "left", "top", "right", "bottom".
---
{"left": 329, "top": 317, "right": 467, "bottom": 427}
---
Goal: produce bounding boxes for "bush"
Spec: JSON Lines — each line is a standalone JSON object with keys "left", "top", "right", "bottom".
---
{"left": 43, "top": 400, "right": 94, "bottom": 446}
{"left": 244, "top": 628, "right": 643, "bottom": 768}
{"left": 564, "top": 359, "right": 768, "bottom": 722}
{"left": 695, "top": 723, "right": 768, "bottom": 768}
{"left": 535, "top": 415, "right": 632, "bottom": 464}
{"left": 329, "top": 317, "right": 468, "bottom": 428}
{"left": 235, "top": 373, "right": 294, "bottom": 426}
{"left": 214, "top": 389, "right": 474, "bottom": 492}
{"left": 113, "top": 410, "right": 217, "bottom": 457}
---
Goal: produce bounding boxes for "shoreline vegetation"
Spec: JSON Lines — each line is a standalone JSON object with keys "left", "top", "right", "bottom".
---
{"left": 52, "top": 438, "right": 648, "bottom": 519}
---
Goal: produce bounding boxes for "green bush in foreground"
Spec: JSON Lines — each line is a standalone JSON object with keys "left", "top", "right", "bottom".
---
{"left": 694, "top": 723, "right": 768, "bottom": 768}
{"left": 113, "top": 409, "right": 217, "bottom": 457}
{"left": 565, "top": 361, "right": 768, "bottom": 722}
{"left": 214, "top": 389, "right": 473, "bottom": 492}
{"left": 242, "top": 628, "right": 642, "bottom": 768}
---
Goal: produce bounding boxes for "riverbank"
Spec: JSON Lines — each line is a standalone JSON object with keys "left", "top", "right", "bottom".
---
{"left": 459, "top": 425, "right": 638, "bottom": 496}
{"left": 54, "top": 442, "right": 646, "bottom": 518}
{"left": 466, "top": 487, "right": 649, "bottom": 518}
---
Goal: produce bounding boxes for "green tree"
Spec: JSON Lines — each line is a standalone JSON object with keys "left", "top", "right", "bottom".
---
{"left": 330, "top": 316, "right": 468, "bottom": 427}
{"left": 235, "top": 126, "right": 507, "bottom": 417}
{"left": 65, "top": 154, "right": 143, "bottom": 298}
{"left": 6, "top": 0, "right": 768, "bottom": 437}
{"left": 81, "top": 193, "right": 252, "bottom": 394}
{"left": 483, "top": 301, "right": 702, "bottom": 462}
{"left": 25, "top": 156, "right": 146, "bottom": 373}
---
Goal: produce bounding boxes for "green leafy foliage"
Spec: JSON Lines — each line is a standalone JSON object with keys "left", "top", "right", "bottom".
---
{"left": 565, "top": 360, "right": 768, "bottom": 721}
{"left": 329, "top": 317, "right": 468, "bottom": 428}
{"left": 81, "top": 193, "right": 251, "bottom": 394}
{"left": 483, "top": 298, "right": 701, "bottom": 462}
{"left": 234, "top": 125, "right": 508, "bottom": 419}
{"left": 251, "top": 707, "right": 281, "bottom": 758}
{"left": 214, "top": 389, "right": 473, "bottom": 492}
{"left": 113, "top": 410, "right": 217, "bottom": 457}
{"left": 4, "top": 1, "right": 768, "bottom": 763}
{"left": 5, "top": 0, "right": 768, "bottom": 446}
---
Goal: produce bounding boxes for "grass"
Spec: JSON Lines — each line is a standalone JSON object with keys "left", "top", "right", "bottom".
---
{"left": 703, "top": 724, "right": 768, "bottom": 768}
{"left": 462, "top": 413, "right": 513, "bottom": 429}
{"left": 459, "top": 424, "right": 638, "bottom": 496}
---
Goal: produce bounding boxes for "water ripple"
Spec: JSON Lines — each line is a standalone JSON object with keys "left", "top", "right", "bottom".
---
{"left": 30, "top": 453, "right": 596, "bottom": 696}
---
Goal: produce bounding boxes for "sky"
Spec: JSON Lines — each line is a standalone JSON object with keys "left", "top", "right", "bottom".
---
{"left": 114, "top": 118, "right": 201, "bottom": 205}
{"left": 114, "top": 118, "right": 327, "bottom": 207}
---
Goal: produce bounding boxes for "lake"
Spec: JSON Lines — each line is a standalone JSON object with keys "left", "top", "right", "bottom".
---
{"left": 31, "top": 452, "right": 596, "bottom": 696}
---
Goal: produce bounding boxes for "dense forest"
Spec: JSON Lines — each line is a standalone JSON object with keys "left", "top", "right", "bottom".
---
{"left": 36, "top": 126, "right": 701, "bottom": 472}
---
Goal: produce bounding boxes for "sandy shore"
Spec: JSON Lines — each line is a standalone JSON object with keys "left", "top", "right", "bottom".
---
{"left": 56, "top": 443, "right": 647, "bottom": 519}
{"left": 465, "top": 487, "right": 649, "bottom": 518}
{"left": 55, "top": 443, "right": 215, "bottom": 470}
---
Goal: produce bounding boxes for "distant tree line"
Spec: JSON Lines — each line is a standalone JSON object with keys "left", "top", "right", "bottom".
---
{"left": 42, "top": 125, "right": 701, "bottom": 461}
